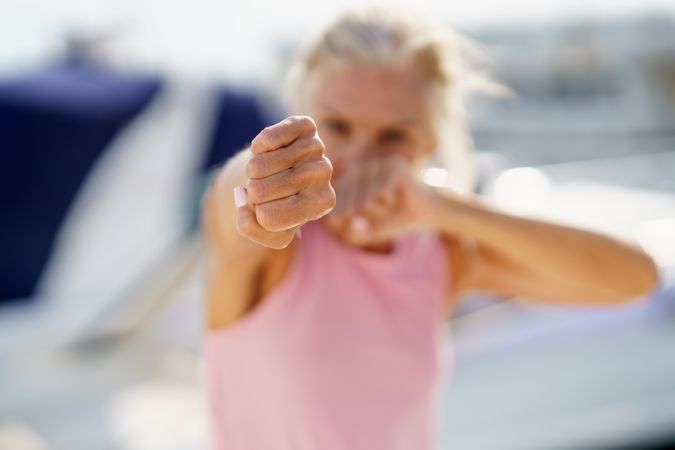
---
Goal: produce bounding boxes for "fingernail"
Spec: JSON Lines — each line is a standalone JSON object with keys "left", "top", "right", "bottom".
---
{"left": 233, "top": 186, "right": 248, "bottom": 208}
{"left": 295, "top": 227, "right": 302, "bottom": 239}
{"left": 350, "top": 216, "right": 370, "bottom": 234}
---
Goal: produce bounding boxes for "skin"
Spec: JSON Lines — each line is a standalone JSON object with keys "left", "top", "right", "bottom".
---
{"left": 202, "top": 58, "right": 659, "bottom": 331}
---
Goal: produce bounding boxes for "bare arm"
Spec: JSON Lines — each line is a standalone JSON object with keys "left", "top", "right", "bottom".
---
{"left": 425, "top": 191, "right": 659, "bottom": 305}
{"left": 202, "top": 150, "right": 271, "bottom": 330}
{"left": 202, "top": 116, "right": 335, "bottom": 330}
{"left": 323, "top": 155, "right": 658, "bottom": 306}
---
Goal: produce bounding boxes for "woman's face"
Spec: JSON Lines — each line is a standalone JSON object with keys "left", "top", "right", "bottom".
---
{"left": 304, "top": 59, "right": 438, "bottom": 183}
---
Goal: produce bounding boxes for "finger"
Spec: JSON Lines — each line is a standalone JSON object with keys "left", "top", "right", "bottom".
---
{"left": 255, "top": 185, "right": 335, "bottom": 232}
{"left": 358, "top": 196, "right": 392, "bottom": 221}
{"left": 381, "top": 157, "right": 406, "bottom": 196}
{"left": 329, "top": 167, "right": 372, "bottom": 240}
{"left": 357, "top": 159, "right": 388, "bottom": 211}
{"left": 348, "top": 214, "right": 372, "bottom": 237}
{"left": 328, "top": 177, "right": 358, "bottom": 243}
{"left": 233, "top": 185, "right": 249, "bottom": 209}
{"left": 363, "top": 159, "right": 403, "bottom": 219}
{"left": 368, "top": 160, "right": 401, "bottom": 214}
{"left": 233, "top": 187, "right": 296, "bottom": 249}
{"left": 331, "top": 172, "right": 361, "bottom": 217}
{"left": 247, "top": 134, "right": 325, "bottom": 179}
{"left": 246, "top": 156, "right": 332, "bottom": 205}
{"left": 348, "top": 169, "right": 385, "bottom": 238}
{"left": 348, "top": 161, "right": 403, "bottom": 238}
{"left": 250, "top": 116, "right": 317, "bottom": 155}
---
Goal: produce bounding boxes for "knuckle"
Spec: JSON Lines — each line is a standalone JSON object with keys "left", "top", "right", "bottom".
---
{"left": 304, "top": 157, "right": 332, "bottom": 183}
{"left": 235, "top": 211, "right": 256, "bottom": 236}
{"left": 270, "top": 231, "right": 295, "bottom": 249}
{"left": 323, "top": 186, "right": 337, "bottom": 210}
{"left": 294, "top": 160, "right": 322, "bottom": 188}
{"left": 246, "top": 155, "right": 265, "bottom": 178}
{"left": 310, "top": 186, "right": 336, "bottom": 219}
{"left": 288, "top": 115, "right": 316, "bottom": 134}
{"left": 254, "top": 127, "right": 273, "bottom": 149}
{"left": 255, "top": 206, "right": 282, "bottom": 231}
{"left": 267, "top": 240, "right": 286, "bottom": 250}
{"left": 307, "top": 135, "right": 325, "bottom": 152}
{"left": 262, "top": 126, "right": 279, "bottom": 147}
{"left": 245, "top": 179, "right": 266, "bottom": 204}
{"left": 317, "top": 156, "right": 333, "bottom": 179}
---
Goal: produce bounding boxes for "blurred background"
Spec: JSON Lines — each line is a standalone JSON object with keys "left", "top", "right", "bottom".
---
{"left": 1, "top": 0, "right": 674, "bottom": 449}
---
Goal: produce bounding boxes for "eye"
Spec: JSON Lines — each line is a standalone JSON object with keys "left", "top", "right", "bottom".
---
{"left": 379, "top": 129, "right": 408, "bottom": 143}
{"left": 321, "top": 118, "right": 350, "bottom": 136}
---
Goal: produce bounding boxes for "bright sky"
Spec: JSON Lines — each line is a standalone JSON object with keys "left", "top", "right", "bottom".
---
{"left": 3, "top": 0, "right": 675, "bottom": 82}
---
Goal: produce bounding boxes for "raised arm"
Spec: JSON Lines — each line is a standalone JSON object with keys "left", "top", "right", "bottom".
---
{"left": 202, "top": 116, "right": 335, "bottom": 330}
{"left": 320, "top": 156, "right": 658, "bottom": 307}
{"left": 424, "top": 191, "right": 660, "bottom": 305}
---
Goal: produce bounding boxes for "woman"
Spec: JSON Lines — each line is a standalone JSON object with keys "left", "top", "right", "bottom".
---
{"left": 202, "top": 6, "right": 658, "bottom": 450}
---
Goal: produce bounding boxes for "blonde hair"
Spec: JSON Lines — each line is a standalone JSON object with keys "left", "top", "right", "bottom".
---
{"left": 284, "top": 5, "right": 502, "bottom": 192}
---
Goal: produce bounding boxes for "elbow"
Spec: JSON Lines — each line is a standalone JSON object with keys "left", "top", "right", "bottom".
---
{"left": 631, "top": 252, "right": 660, "bottom": 297}
{"left": 613, "top": 254, "right": 660, "bottom": 303}
{"left": 635, "top": 257, "right": 661, "bottom": 297}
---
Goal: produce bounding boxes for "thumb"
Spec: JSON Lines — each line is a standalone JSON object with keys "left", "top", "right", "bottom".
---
{"left": 233, "top": 186, "right": 259, "bottom": 231}
{"left": 233, "top": 186, "right": 300, "bottom": 244}
{"left": 233, "top": 186, "right": 249, "bottom": 210}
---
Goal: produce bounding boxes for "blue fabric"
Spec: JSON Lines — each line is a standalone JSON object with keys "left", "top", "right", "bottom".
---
{"left": 0, "top": 63, "right": 277, "bottom": 303}
{"left": 185, "top": 88, "right": 278, "bottom": 232}
{"left": 0, "top": 64, "right": 160, "bottom": 302}
{"left": 200, "top": 88, "right": 278, "bottom": 172}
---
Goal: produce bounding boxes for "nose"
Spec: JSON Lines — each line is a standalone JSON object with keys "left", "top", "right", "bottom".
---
{"left": 329, "top": 136, "right": 386, "bottom": 182}
{"left": 345, "top": 137, "right": 385, "bottom": 163}
{"left": 337, "top": 144, "right": 377, "bottom": 179}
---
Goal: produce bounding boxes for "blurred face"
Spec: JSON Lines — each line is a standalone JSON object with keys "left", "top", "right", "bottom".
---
{"left": 304, "top": 58, "right": 438, "bottom": 182}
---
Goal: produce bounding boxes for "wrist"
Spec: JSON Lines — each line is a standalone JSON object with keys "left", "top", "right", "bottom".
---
{"left": 417, "top": 185, "right": 458, "bottom": 229}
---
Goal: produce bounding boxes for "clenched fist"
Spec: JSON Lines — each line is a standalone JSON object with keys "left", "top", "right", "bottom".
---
{"left": 325, "top": 154, "right": 437, "bottom": 248}
{"left": 234, "top": 116, "right": 336, "bottom": 249}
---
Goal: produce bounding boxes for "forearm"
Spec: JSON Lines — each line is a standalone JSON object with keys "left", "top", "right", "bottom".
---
{"left": 202, "top": 148, "right": 269, "bottom": 264}
{"left": 424, "top": 190, "right": 659, "bottom": 299}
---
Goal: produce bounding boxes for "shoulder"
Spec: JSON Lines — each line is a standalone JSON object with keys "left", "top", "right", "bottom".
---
{"left": 205, "top": 238, "right": 298, "bottom": 332}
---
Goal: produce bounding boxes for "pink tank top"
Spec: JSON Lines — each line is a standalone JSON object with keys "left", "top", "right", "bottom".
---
{"left": 205, "top": 220, "right": 451, "bottom": 450}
